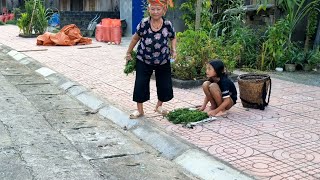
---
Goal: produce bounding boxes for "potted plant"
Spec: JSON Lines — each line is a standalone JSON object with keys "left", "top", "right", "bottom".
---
{"left": 17, "top": 0, "right": 47, "bottom": 37}
{"left": 284, "top": 44, "right": 304, "bottom": 72}
{"left": 303, "top": 50, "right": 314, "bottom": 71}
{"left": 305, "top": 49, "right": 320, "bottom": 71}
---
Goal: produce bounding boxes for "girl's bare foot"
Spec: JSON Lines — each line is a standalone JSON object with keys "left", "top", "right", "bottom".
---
{"left": 215, "top": 110, "right": 228, "bottom": 117}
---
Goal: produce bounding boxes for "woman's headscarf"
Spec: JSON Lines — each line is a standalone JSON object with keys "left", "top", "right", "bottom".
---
{"left": 148, "top": 0, "right": 174, "bottom": 8}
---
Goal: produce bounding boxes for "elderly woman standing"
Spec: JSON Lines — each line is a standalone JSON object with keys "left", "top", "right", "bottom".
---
{"left": 125, "top": 0, "right": 177, "bottom": 119}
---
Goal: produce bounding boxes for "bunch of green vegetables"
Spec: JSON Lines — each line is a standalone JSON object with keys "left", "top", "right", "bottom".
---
{"left": 166, "top": 108, "right": 208, "bottom": 124}
{"left": 124, "top": 50, "right": 137, "bottom": 75}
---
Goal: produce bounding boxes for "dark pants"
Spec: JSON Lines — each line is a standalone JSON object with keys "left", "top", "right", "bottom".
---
{"left": 133, "top": 60, "right": 173, "bottom": 103}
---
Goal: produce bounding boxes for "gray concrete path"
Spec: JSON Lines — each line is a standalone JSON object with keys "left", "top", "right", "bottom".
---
{"left": 0, "top": 44, "right": 197, "bottom": 180}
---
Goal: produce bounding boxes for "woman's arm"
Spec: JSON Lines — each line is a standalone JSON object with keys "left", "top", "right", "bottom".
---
{"left": 125, "top": 33, "right": 141, "bottom": 60}
{"left": 170, "top": 37, "right": 177, "bottom": 59}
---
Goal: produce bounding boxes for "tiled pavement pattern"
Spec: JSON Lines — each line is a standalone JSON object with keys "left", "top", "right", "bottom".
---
{"left": 1, "top": 25, "right": 320, "bottom": 180}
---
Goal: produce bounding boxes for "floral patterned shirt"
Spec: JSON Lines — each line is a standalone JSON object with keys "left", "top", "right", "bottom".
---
{"left": 136, "top": 17, "right": 175, "bottom": 66}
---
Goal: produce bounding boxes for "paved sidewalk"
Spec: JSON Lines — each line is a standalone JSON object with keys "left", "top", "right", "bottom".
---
{"left": 1, "top": 25, "right": 320, "bottom": 180}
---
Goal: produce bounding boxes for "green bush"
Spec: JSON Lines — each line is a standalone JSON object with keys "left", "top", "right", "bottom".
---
{"left": 260, "top": 18, "right": 290, "bottom": 70}
{"left": 166, "top": 108, "right": 208, "bottom": 124}
{"left": 172, "top": 30, "right": 218, "bottom": 80}
{"left": 172, "top": 29, "right": 242, "bottom": 80}
{"left": 13, "top": 8, "right": 21, "bottom": 20}
{"left": 306, "top": 49, "right": 320, "bottom": 68}
{"left": 213, "top": 40, "right": 242, "bottom": 73}
{"left": 6, "top": 20, "right": 17, "bottom": 25}
{"left": 284, "top": 43, "right": 305, "bottom": 65}
{"left": 0, "top": 21, "right": 4, "bottom": 26}
{"left": 180, "top": 0, "right": 213, "bottom": 31}
{"left": 229, "top": 26, "right": 263, "bottom": 69}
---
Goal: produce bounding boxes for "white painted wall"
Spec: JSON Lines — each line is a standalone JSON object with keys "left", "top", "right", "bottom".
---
{"left": 120, "top": 0, "right": 132, "bottom": 36}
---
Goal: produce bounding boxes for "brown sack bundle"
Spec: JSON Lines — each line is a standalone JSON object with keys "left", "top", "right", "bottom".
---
{"left": 36, "top": 24, "right": 92, "bottom": 46}
{"left": 36, "top": 32, "right": 55, "bottom": 46}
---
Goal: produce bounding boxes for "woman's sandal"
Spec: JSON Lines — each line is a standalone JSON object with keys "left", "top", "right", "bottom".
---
{"left": 129, "top": 110, "right": 144, "bottom": 119}
{"left": 155, "top": 106, "right": 168, "bottom": 116}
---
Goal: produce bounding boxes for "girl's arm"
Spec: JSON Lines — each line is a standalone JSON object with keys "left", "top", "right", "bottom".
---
{"left": 198, "top": 96, "right": 209, "bottom": 111}
{"left": 125, "top": 33, "right": 141, "bottom": 60}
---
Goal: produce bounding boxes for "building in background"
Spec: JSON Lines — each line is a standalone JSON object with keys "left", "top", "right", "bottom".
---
{"left": 1, "top": 0, "right": 119, "bottom": 11}
{"left": 120, "top": 0, "right": 186, "bottom": 36}
{"left": 57, "top": 0, "right": 119, "bottom": 12}
{"left": 2, "top": 0, "right": 185, "bottom": 37}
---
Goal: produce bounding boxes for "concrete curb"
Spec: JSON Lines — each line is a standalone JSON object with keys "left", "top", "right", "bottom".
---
{"left": 4, "top": 45, "right": 253, "bottom": 180}
{"left": 175, "top": 149, "right": 251, "bottom": 180}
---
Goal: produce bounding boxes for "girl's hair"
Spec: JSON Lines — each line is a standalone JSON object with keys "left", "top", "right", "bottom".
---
{"left": 209, "top": 59, "right": 225, "bottom": 77}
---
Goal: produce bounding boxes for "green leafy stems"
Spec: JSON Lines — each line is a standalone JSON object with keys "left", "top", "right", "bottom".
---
{"left": 166, "top": 108, "right": 209, "bottom": 124}
{"left": 124, "top": 51, "right": 137, "bottom": 76}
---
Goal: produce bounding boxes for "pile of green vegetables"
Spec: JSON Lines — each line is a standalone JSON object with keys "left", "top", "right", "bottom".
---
{"left": 124, "top": 50, "right": 137, "bottom": 75}
{"left": 166, "top": 108, "right": 208, "bottom": 124}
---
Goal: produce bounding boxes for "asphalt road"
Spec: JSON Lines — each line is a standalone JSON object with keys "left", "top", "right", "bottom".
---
{"left": 0, "top": 44, "right": 197, "bottom": 180}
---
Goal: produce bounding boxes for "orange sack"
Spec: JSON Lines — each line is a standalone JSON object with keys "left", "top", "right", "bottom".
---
{"left": 37, "top": 24, "right": 92, "bottom": 46}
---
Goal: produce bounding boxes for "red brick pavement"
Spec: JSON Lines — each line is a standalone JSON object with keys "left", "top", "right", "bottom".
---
{"left": 1, "top": 25, "right": 320, "bottom": 180}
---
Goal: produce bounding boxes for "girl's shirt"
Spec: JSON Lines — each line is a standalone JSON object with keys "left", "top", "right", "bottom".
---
{"left": 211, "top": 75, "right": 237, "bottom": 104}
{"left": 136, "top": 17, "right": 175, "bottom": 66}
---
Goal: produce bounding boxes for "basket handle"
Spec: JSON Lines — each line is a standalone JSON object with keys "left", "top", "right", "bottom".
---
{"left": 262, "top": 77, "right": 271, "bottom": 107}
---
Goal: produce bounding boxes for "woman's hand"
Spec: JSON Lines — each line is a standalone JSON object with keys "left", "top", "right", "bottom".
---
{"left": 171, "top": 51, "right": 177, "bottom": 59}
{"left": 171, "top": 49, "right": 177, "bottom": 59}
{"left": 125, "top": 52, "right": 132, "bottom": 63}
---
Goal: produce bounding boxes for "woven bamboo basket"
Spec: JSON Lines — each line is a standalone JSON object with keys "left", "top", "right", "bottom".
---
{"left": 237, "top": 74, "right": 271, "bottom": 110}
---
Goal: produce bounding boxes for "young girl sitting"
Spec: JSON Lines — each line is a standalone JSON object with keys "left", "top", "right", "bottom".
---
{"left": 198, "top": 59, "right": 237, "bottom": 116}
